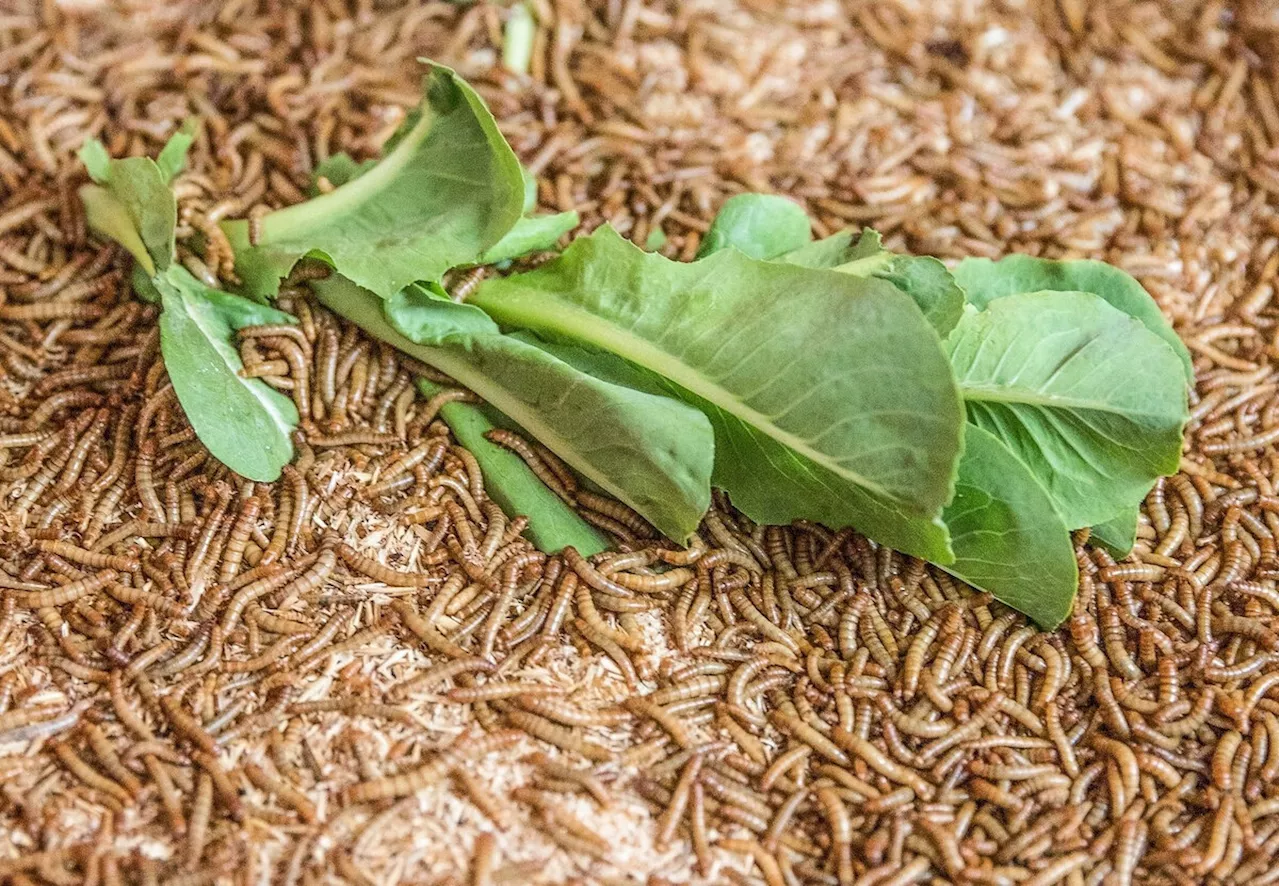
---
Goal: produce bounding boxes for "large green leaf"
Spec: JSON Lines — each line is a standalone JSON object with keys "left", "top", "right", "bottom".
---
{"left": 942, "top": 426, "right": 1078, "bottom": 629}
{"left": 224, "top": 65, "right": 525, "bottom": 299}
{"left": 154, "top": 266, "right": 298, "bottom": 481}
{"left": 471, "top": 225, "right": 965, "bottom": 523}
{"left": 313, "top": 276, "right": 714, "bottom": 541}
{"left": 696, "top": 194, "right": 812, "bottom": 260}
{"left": 953, "top": 255, "right": 1194, "bottom": 384}
{"left": 515, "top": 334, "right": 955, "bottom": 562}
{"left": 783, "top": 229, "right": 964, "bottom": 336}
{"left": 947, "top": 292, "right": 1188, "bottom": 531}
{"left": 416, "top": 378, "right": 608, "bottom": 556}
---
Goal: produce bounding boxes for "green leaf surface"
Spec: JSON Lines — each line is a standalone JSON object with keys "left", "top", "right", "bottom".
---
{"left": 416, "top": 378, "right": 608, "bottom": 555}
{"left": 948, "top": 291, "right": 1188, "bottom": 530}
{"left": 155, "top": 120, "right": 197, "bottom": 184}
{"left": 516, "top": 334, "right": 955, "bottom": 563}
{"left": 80, "top": 184, "right": 155, "bottom": 273}
{"left": 471, "top": 225, "right": 964, "bottom": 521}
{"left": 480, "top": 211, "right": 579, "bottom": 264}
{"left": 78, "top": 143, "right": 177, "bottom": 273}
{"left": 941, "top": 426, "right": 1078, "bottom": 629}
{"left": 783, "top": 229, "right": 964, "bottom": 336}
{"left": 315, "top": 275, "right": 715, "bottom": 541}
{"left": 154, "top": 266, "right": 298, "bottom": 481}
{"left": 696, "top": 194, "right": 812, "bottom": 260}
{"left": 953, "top": 254, "right": 1194, "bottom": 384}
{"left": 1089, "top": 504, "right": 1139, "bottom": 558}
{"left": 224, "top": 65, "right": 525, "bottom": 299}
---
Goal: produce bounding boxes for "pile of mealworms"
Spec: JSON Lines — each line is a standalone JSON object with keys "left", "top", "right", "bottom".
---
{"left": 0, "top": 1, "right": 1276, "bottom": 884}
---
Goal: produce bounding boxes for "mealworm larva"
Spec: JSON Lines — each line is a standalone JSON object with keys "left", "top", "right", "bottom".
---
{"left": 342, "top": 729, "right": 522, "bottom": 803}
{"left": 159, "top": 694, "right": 217, "bottom": 755}
{"left": 505, "top": 709, "right": 612, "bottom": 762}
{"left": 185, "top": 773, "right": 213, "bottom": 870}
{"left": 104, "top": 581, "right": 185, "bottom": 618}
{"left": 52, "top": 739, "right": 133, "bottom": 804}
{"left": 527, "top": 752, "right": 611, "bottom": 808}
{"left": 10, "top": 568, "right": 116, "bottom": 607}
{"left": 80, "top": 722, "right": 143, "bottom": 797}
{"left": 624, "top": 696, "right": 694, "bottom": 748}
{"left": 340, "top": 540, "right": 445, "bottom": 588}
{"left": 574, "top": 616, "right": 640, "bottom": 686}
{"left": 243, "top": 761, "right": 317, "bottom": 823}
{"left": 447, "top": 682, "right": 564, "bottom": 702}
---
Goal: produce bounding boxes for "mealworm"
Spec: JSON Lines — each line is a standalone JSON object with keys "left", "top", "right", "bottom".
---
{"left": 342, "top": 729, "right": 521, "bottom": 803}
{"left": 505, "top": 709, "right": 612, "bottom": 762}
{"left": 10, "top": 568, "right": 116, "bottom": 607}
{"left": 52, "top": 739, "right": 133, "bottom": 804}
{"left": 243, "top": 760, "right": 317, "bottom": 823}
{"left": 185, "top": 773, "right": 213, "bottom": 870}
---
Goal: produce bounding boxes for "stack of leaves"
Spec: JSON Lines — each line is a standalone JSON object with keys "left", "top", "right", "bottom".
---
{"left": 79, "top": 63, "right": 1191, "bottom": 628}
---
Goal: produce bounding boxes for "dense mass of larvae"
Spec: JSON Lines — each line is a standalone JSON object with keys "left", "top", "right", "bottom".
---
{"left": 0, "top": 200, "right": 1275, "bottom": 884}
{"left": 0, "top": 1, "right": 1277, "bottom": 884}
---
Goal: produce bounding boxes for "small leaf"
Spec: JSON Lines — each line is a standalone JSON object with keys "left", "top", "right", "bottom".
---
{"left": 696, "top": 194, "right": 812, "bottom": 260}
{"left": 942, "top": 426, "right": 1078, "bottom": 629}
{"left": 78, "top": 151, "right": 177, "bottom": 272}
{"left": 224, "top": 64, "right": 525, "bottom": 299}
{"left": 417, "top": 378, "right": 608, "bottom": 556}
{"left": 154, "top": 266, "right": 298, "bottom": 481}
{"left": 1089, "top": 504, "right": 1139, "bottom": 558}
{"left": 80, "top": 184, "right": 154, "bottom": 274}
{"left": 947, "top": 290, "right": 1188, "bottom": 530}
{"left": 480, "top": 211, "right": 579, "bottom": 264}
{"left": 316, "top": 275, "right": 715, "bottom": 541}
{"left": 784, "top": 229, "right": 964, "bottom": 336}
{"left": 79, "top": 139, "right": 112, "bottom": 183}
{"left": 155, "top": 119, "right": 198, "bottom": 184}
{"left": 953, "top": 254, "right": 1194, "bottom": 384}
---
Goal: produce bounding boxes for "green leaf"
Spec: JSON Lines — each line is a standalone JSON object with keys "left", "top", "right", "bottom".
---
{"left": 953, "top": 254, "right": 1194, "bottom": 384}
{"left": 941, "top": 426, "right": 1078, "bottom": 629}
{"left": 153, "top": 266, "right": 298, "bottom": 482}
{"left": 416, "top": 378, "right": 608, "bottom": 556}
{"left": 470, "top": 225, "right": 965, "bottom": 523}
{"left": 480, "top": 211, "right": 579, "bottom": 264}
{"left": 311, "top": 153, "right": 376, "bottom": 194}
{"left": 947, "top": 291, "right": 1188, "bottom": 530}
{"left": 784, "top": 229, "right": 964, "bottom": 336}
{"left": 515, "top": 334, "right": 955, "bottom": 563}
{"left": 1089, "top": 504, "right": 1139, "bottom": 558}
{"left": 696, "top": 194, "right": 812, "bottom": 260}
{"left": 314, "top": 275, "right": 715, "bottom": 541}
{"left": 224, "top": 64, "right": 525, "bottom": 299}
{"left": 80, "top": 184, "right": 155, "bottom": 274}
{"left": 155, "top": 120, "right": 197, "bottom": 184}
{"left": 644, "top": 226, "right": 667, "bottom": 252}
{"left": 503, "top": 2, "right": 536, "bottom": 75}
{"left": 131, "top": 263, "right": 162, "bottom": 304}
{"left": 78, "top": 143, "right": 177, "bottom": 274}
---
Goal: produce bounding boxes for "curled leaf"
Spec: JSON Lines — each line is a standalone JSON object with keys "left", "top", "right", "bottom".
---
{"left": 225, "top": 64, "right": 525, "bottom": 299}
{"left": 154, "top": 266, "right": 298, "bottom": 481}
{"left": 696, "top": 193, "right": 812, "bottom": 260}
